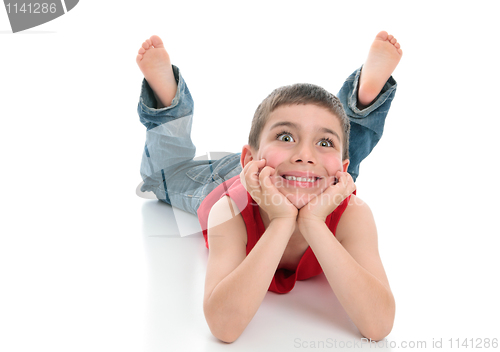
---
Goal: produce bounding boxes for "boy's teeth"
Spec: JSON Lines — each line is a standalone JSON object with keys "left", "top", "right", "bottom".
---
{"left": 283, "top": 175, "right": 316, "bottom": 182}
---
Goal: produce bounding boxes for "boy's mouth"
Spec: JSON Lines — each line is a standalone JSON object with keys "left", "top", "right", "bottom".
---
{"left": 281, "top": 175, "right": 320, "bottom": 183}
{"left": 279, "top": 174, "right": 322, "bottom": 188}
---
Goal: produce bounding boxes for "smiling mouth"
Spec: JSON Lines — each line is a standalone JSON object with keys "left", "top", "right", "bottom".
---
{"left": 278, "top": 174, "right": 323, "bottom": 188}
{"left": 281, "top": 175, "right": 320, "bottom": 183}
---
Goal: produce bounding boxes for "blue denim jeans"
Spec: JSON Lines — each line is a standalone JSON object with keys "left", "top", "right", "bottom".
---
{"left": 138, "top": 65, "right": 397, "bottom": 215}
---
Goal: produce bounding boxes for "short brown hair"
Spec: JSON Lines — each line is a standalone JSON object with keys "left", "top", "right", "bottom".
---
{"left": 248, "top": 83, "right": 350, "bottom": 160}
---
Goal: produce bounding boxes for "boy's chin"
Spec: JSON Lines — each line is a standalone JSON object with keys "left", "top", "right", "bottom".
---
{"left": 277, "top": 181, "right": 330, "bottom": 209}
{"left": 283, "top": 193, "right": 316, "bottom": 210}
{"left": 294, "top": 201, "right": 309, "bottom": 210}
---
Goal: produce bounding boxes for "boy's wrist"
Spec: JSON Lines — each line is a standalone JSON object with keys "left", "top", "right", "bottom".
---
{"left": 269, "top": 217, "right": 297, "bottom": 235}
{"left": 297, "top": 217, "right": 327, "bottom": 235}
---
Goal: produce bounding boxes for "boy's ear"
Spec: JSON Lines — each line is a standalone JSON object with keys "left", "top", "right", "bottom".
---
{"left": 342, "top": 159, "right": 350, "bottom": 173}
{"left": 240, "top": 144, "right": 256, "bottom": 168}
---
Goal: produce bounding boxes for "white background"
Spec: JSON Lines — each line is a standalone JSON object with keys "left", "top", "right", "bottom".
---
{"left": 1, "top": 1, "right": 499, "bottom": 351}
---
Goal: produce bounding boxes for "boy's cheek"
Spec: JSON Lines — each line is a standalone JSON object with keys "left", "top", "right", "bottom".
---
{"left": 259, "top": 149, "right": 282, "bottom": 168}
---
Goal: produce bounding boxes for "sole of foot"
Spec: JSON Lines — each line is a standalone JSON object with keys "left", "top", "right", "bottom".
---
{"left": 136, "top": 35, "right": 177, "bottom": 108}
{"left": 358, "top": 31, "right": 403, "bottom": 107}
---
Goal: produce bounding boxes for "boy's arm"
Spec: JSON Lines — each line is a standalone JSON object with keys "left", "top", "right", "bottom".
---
{"left": 203, "top": 196, "right": 295, "bottom": 343}
{"left": 298, "top": 194, "right": 395, "bottom": 341}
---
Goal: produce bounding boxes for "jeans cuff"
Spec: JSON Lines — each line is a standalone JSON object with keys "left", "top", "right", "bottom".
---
{"left": 138, "top": 64, "right": 183, "bottom": 115}
{"left": 347, "top": 66, "right": 397, "bottom": 118}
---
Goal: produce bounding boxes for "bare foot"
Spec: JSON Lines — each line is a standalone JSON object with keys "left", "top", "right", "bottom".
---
{"left": 136, "top": 35, "right": 177, "bottom": 109}
{"left": 358, "top": 31, "right": 403, "bottom": 108}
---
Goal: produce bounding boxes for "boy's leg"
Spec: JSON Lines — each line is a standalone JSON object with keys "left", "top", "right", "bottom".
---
{"left": 137, "top": 36, "right": 241, "bottom": 215}
{"left": 337, "top": 31, "right": 402, "bottom": 182}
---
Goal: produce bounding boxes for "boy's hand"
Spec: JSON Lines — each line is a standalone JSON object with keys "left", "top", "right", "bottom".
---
{"left": 240, "top": 159, "right": 298, "bottom": 222}
{"left": 298, "top": 171, "right": 356, "bottom": 226}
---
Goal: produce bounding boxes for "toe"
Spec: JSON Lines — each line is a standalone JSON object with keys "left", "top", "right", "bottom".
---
{"left": 376, "top": 31, "right": 388, "bottom": 41}
{"left": 150, "top": 35, "right": 164, "bottom": 48}
{"left": 136, "top": 54, "right": 143, "bottom": 63}
{"left": 390, "top": 37, "right": 397, "bottom": 44}
{"left": 146, "top": 38, "right": 152, "bottom": 46}
{"left": 387, "top": 34, "right": 393, "bottom": 41}
{"left": 138, "top": 47, "right": 146, "bottom": 54}
{"left": 142, "top": 41, "right": 150, "bottom": 50}
{"left": 394, "top": 42, "right": 400, "bottom": 49}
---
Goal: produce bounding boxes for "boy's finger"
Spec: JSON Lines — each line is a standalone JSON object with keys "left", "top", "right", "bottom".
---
{"left": 258, "top": 166, "right": 272, "bottom": 182}
{"left": 317, "top": 174, "right": 353, "bottom": 204}
{"left": 240, "top": 163, "right": 252, "bottom": 185}
{"left": 242, "top": 163, "right": 255, "bottom": 183}
{"left": 335, "top": 175, "right": 356, "bottom": 198}
{"left": 243, "top": 160, "right": 260, "bottom": 183}
{"left": 259, "top": 166, "right": 276, "bottom": 191}
{"left": 249, "top": 159, "right": 266, "bottom": 179}
{"left": 241, "top": 164, "right": 258, "bottom": 191}
{"left": 245, "top": 161, "right": 267, "bottom": 193}
{"left": 334, "top": 172, "right": 349, "bottom": 188}
{"left": 333, "top": 176, "right": 339, "bottom": 185}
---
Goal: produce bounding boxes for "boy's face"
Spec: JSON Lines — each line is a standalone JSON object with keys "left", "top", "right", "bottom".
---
{"left": 242, "top": 104, "right": 349, "bottom": 209}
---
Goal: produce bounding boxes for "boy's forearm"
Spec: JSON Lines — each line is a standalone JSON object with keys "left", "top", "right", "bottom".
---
{"left": 299, "top": 220, "right": 395, "bottom": 341}
{"left": 204, "top": 218, "right": 295, "bottom": 342}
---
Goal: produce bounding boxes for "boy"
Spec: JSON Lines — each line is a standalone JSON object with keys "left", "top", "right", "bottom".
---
{"left": 136, "top": 31, "right": 402, "bottom": 343}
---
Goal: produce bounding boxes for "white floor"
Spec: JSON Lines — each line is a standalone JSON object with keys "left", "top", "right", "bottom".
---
{"left": 136, "top": 199, "right": 500, "bottom": 352}
{"left": 2, "top": 1, "right": 500, "bottom": 351}
{"left": 2, "top": 192, "right": 499, "bottom": 352}
{"left": 140, "top": 200, "right": 369, "bottom": 352}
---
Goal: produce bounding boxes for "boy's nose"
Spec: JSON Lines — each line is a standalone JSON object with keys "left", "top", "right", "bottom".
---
{"left": 292, "top": 147, "right": 316, "bottom": 164}
{"left": 294, "top": 158, "right": 314, "bottom": 164}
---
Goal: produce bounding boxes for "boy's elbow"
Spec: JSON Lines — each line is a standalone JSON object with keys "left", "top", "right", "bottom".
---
{"left": 360, "top": 310, "right": 395, "bottom": 341}
{"left": 205, "top": 317, "right": 244, "bottom": 343}
{"left": 203, "top": 301, "right": 246, "bottom": 343}
{"left": 361, "top": 300, "right": 395, "bottom": 341}
{"left": 211, "top": 328, "right": 241, "bottom": 344}
{"left": 361, "top": 323, "right": 393, "bottom": 342}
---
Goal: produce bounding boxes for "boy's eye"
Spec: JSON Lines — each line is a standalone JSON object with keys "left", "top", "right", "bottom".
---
{"left": 317, "top": 139, "right": 333, "bottom": 147}
{"left": 277, "top": 133, "right": 294, "bottom": 142}
{"left": 276, "top": 132, "right": 333, "bottom": 147}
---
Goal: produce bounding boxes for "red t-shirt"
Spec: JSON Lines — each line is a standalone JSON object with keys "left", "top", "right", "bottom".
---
{"left": 197, "top": 175, "right": 351, "bottom": 294}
